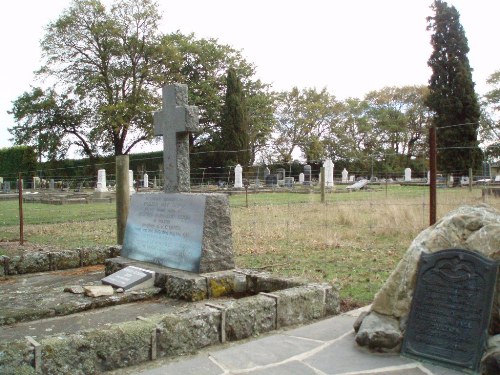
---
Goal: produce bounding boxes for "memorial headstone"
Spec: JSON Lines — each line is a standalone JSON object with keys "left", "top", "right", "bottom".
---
{"left": 129, "top": 170, "right": 134, "bottom": 194}
{"left": 153, "top": 83, "right": 200, "bottom": 192}
{"left": 234, "top": 164, "right": 243, "bottom": 188}
{"left": 342, "top": 168, "right": 348, "bottom": 183}
{"left": 284, "top": 177, "right": 294, "bottom": 187}
{"left": 2, "top": 181, "right": 10, "bottom": 193}
{"left": 96, "top": 169, "right": 108, "bottom": 192}
{"left": 324, "top": 159, "right": 334, "bottom": 187}
{"left": 265, "top": 174, "right": 278, "bottom": 186}
{"left": 117, "top": 83, "right": 235, "bottom": 274}
{"left": 299, "top": 173, "right": 304, "bottom": 184}
{"left": 143, "top": 173, "right": 149, "bottom": 188}
{"left": 402, "top": 249, "right": 498, "bottom": 373}
{"left": 304, "top": 165, "right": 311, "bottom": 185}
{"left": 404, "top": 168, "right": 412, "bottom": 182}
{"left": 349, "top": 175, "right": 355, "bottom": 182}
{"left": 276, "top": 168, "right": 286, "bottom": 182}
{"left": 102, "top": 266, "right": 154, "bottom": 290}
{"left": 49, "top": 179, "right": 55, "bottom": 190}
{"left": 496, "top": 175, "right": 500, "bottom": 182}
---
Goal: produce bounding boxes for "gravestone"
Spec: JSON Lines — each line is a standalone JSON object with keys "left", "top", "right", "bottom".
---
{"left": 2, "top": 181, "right": 10, "bottom": 193}
{"left": 404, "top": 168, "right": 412, "bottom": 182}
{"left": 102, "top": 266, "right": 154, "bottom": 290}
{"left": 349, "top": 175, "right": 355, "bottom": 182}
{"left": 129, "top": 170, "right": 134, "bottom": 194}
{"left": 324, "top": 159, "right": 334, "bottom": 187}
{"left": 276, "top": 168, "right": 286, "bottom": 183}
{"left": 154, "top": 83, "right": 199, "bottom": 192}
{"left": 96, "top": 169, "right": 107, "bottom": 192}
{"left": 116, "top": 83, "right": 234, "bottom": 274}
{"left": 265, "top": 174, "right": 278, "bottom": 186}
{"left": 234, "top": 164, "right": 243, "bottom": 188}
{"left": 342, "top": 168, "right": 348, "bottom": 183}
{"left": 284, "top": 177, "right": 294, "bottom": 187}
{"left": 304, "top": 165, "right": 311, "bottom": 185}
{"left": 143, "top": 173, "right": 149, "bottom": 188}
{"left": 402, "top": 249, "right": 498, "bottom": 373}
{"left": 49, "top": 179, "right": 55, "bottom": 190}
{"left": 496, "top": 175, "right": 500, "bottom": 182}
{"left": 299, "top": 173, "right": 304, "bottom": 184}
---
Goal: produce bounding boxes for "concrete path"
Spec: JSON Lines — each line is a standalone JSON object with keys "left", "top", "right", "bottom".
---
{"left": 111, "top": 307, "right": 464, "bottom": 375}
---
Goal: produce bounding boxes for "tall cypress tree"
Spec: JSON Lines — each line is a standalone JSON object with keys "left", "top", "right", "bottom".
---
{"left": 220, "top": 68, "right": 250, "bottom": 166}
{"left": 426, "top": 0, "right": 482, "bottom": 176}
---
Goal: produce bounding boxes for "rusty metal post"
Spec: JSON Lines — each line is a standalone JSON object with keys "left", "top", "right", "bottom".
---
{"left": 429, "top": 126, "right": 437, "bottom": 226}
{"left": 18, "top": 173, "right": 24, "bottom": 245}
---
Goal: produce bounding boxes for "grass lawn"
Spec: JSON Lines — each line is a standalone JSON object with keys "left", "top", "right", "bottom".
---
{"left": 1, "top": 185, "right": 497, "bottom": 304}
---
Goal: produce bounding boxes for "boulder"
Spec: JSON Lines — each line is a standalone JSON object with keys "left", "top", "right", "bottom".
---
{"left": 355, "top": 204, "right": 500, "bottom": 358}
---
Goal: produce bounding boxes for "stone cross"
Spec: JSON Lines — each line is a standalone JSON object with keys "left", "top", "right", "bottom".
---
{"left": 154, "top": 84, "right": 200, "bottom": 192}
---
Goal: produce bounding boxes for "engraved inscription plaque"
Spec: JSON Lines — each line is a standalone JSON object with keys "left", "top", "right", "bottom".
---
{"left": 101, "top": 266, "right": 153, "bottom": 290}
{"left": 402, "top": 249, "right": 498, "bottom": 372}
{"left": 121, "top": 193, "right": 206, "bottom": 273}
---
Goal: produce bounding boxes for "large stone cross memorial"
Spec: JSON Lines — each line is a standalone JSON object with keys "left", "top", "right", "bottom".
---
{"left": 118, "top": 83, "right": 235, "bottom": 274}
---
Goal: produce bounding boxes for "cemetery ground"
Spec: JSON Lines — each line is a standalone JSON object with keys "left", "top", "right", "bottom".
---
{"left": 0, "top": 185, "right": 498, "bottom": 306}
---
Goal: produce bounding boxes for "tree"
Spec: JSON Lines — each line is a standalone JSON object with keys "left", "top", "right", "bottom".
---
{"left": 218, "top": 68, "right": 250, "bottom": 166}
{"left": 482, "top": 70, "right": 500, "bottom": 161}
{"left": 273, "top": 87, "right": 338, "bottom": 163}
{"left": 426, "top": 0, "right": 482, "bottom": 175}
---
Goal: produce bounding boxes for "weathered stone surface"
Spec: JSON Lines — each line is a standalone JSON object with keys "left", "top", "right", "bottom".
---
{"left": 353, "top": 310, "right": 369, "bottom": 333}
{"left": 246, "top": 271, "right": 305, "bottom": 294}
{"left": 355, "top": 311, "right": 402, "bottom": 352}
{"left": 371, "top": 204, "right": 500, "bottom": 319}
{"left": 204, "top": 270, "right": 235, "bottom": 298}
{"left": 223, "top": 295, "right": 276, "bottom": 341}
{"left": 0, "top": 340, "right": 35, "bottom": 375}
{"left": 83, "top": 285, "right": 114, "bottom": 297}
{"left": 50, "top": 250, "right": 80, "bottom": 270}
{"left": 199, "top": 193, "right": 235, "bottom": 273}
{"left": 157, "top": 306, "right": 220, "bottom": 356}
{"left": 9, "top": 252, "right": 51, "bottom": 274}
{"left": 273, "top": 285, "right": 326, "bottom": 327}
{"left": 165, "top": 273, "right": 208, "bottom": 301}
{"left": 355, "top": 204, "right": 500, "bottom": 362}
{"left": 64, "top": 286, "right": 85, "bottom": 294}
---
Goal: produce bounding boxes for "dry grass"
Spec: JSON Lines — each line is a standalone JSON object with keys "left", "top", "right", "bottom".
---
{"left": 1, "top": 186, "right": 498, "bottom": 303}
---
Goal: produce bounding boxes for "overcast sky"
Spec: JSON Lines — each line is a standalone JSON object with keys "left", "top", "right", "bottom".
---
{"left": 1, "top": 0, "right": 499, "bottom": 151}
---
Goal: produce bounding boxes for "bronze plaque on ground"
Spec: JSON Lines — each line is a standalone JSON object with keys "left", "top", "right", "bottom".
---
{"left": 402, "top": 249, "right": 498, "bottom": 372}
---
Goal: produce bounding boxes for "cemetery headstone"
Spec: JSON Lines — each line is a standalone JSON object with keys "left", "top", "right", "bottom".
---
{"left": 96, "top": 169, "right": 108, "bottom": 192}
{"left": 324, "top": 159, "right": 334, "bottom": 187}
{"left": 401, "top": 248, "right": 498, "bottom": 373}
{"left": 496, "top": 175, "right": 500, "bottom": 182}
{"left": 2, "top": 181, "right": 10, "bottom": 193}
{"left": 276, "top": 168, "right": 286, "bottom": 182}
{"left": 342, "top": 168, "right": 348, "bottom": 183}
{"left": 349, "top": 175, "right": 355, "bottom": 182}
{"left": 49, "top": 179, "right": 55, "bottom": 190}
{"left": 299, "top": 173, "right": 304, "bottom": 184}
{"left": 234, "top": 164, "right": 243, "bottom": 188}
{"left": 154, "top": 83, "right": 200, "bottom": 192}
{"left": 116, "top": 83, "right": 235, "bottom": 274}
{"left": 143, "top": 173, "right": 149, "bottom": 188}
{"left": 404, "top": 168, "right": 412, "bottom": 182}
{"left": 129, "top": 170, "right": 134, "bottom": 194}
{"left": 102, "top": 266, "right": 154, "bottom": 290}
{"left": 304, "top": 165, "right": 311, "bottom": 185}
{"left": 284, "top": 177, "right": 294, "bottom": 187}
{"left": 265, "top": 174, "right": 278, "bottom": 186}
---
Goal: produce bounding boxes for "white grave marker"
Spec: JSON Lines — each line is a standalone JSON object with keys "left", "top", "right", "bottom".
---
{"left": 342, "top": 168, "right": 348, "bottom": 183}
{"left": 324, "top": 159, "right": 334, "bottom": 187}
{"left": 143, "top": 173, "right": 149, "bottom": 188}
{"left": 96, "top": 169, "right": 108, "bottom": 192}
{"left": 299, "top": 173, "right": 304, "bottom": 183}
{"left": 404, "top": 168, "right": 412, "bottom": 182}
{"left": 234, "top": 164, "right": 243, "bottom": 188}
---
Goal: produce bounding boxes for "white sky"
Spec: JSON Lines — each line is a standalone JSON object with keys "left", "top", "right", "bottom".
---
{"left": 0, "top": 0, "right": 499, "bottom": 151}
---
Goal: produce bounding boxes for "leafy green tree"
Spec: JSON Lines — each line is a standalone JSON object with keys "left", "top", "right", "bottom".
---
{"left": 273, "top": 87, "right": 338, "bottom": 163}
{"left": 219, "top": 68, "right": 250, "bottom": 166}
{"left": 482, "top": 70, "right": 500, "bottom": 161}
{"left": 426, "top": 0, "right": 482, "bottom": 175}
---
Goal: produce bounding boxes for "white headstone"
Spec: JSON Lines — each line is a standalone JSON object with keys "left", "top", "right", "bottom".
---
{"left": 449, "top": 175, "right": 454, "bottom": 184}
{"left": 341, "top": 168, "right": 348, "bottom": 183}
{"left": 234, "top": 164, "right": 243, "bottom": 188}
{"left": 404, "top": 168, "right": 412, "bottom": 182}
{"left": 96, "top": 169, "right": 108, "bottom": 192}
{"left": 299, "top": 173, "right": 305, "bottom": 183}
{"left": 323, "top": 159, "right": 334, "bottom": 187}
{"left": 143, "top": 173, "right": 149, "bottom": 188}
{"left": 349, "top": 175, "right": 355, "bottom": 182}
{"left": 129, "top": 170, "right": 134, "bottom": 194}
{"left": 495, "top": 175, "right": 500, "bottom": 182}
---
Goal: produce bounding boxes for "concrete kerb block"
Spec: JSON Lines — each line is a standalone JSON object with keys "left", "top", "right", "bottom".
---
{"left": 206, "top": 303, "right": 227, "bottom": 343}
{"left": 246, "top": 271, "right": 305, "bottom": 294}
{"left": 165, "top": 273, "right": 208, "bottom": 301}
{"left": 203, "top": 270, "right": 236, "bottom": 298}
{"left": 26, "top": 336, "right": 41, "bottom": 374}
{"left": 0, "top": 255, "right": 8, "bottom": 276}
{"left": 156, "top": 305, "right": 221, "bottom": 357}
{"left": 260, "top": 292, "right": 280, "bottom": 329}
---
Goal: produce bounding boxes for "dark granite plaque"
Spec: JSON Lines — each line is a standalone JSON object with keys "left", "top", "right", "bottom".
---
{"left": 402, "top": 249, "right": 498, "bottom": 372}
{"left": 121, "top": 193, "right": 206, "bottom": 273}
{"left": 101, "top": 266, "right": 153, "bottom": 290}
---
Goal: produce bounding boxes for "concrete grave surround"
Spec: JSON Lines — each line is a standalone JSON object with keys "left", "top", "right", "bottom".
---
{"left": 355, "top": 204, "right": 500, "bottom": 375}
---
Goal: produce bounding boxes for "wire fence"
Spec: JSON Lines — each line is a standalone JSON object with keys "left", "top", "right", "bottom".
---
{"left": 1, "top": 156, "right": 499, "bottom": 304}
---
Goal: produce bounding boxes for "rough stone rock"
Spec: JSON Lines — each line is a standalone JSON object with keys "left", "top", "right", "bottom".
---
{"left": 83, "top": 285, "right": 114, "bottom": 297}
{"left": 199, "top": 193, "right": 235, "bottom": 273}
{"left": 355, "top": 204, "right": 500, "bottom": 356}
{"left": 64, "top": 286, "right": 85, "bottom": 294}
{"left": 481, "top": 350, "right": 500, "bottom": 375}
{"left": 353, "top": 311, "right": 369, "bottom": 333}
{"left": 355, "top": 311, "right": 402, "bottom": 351}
